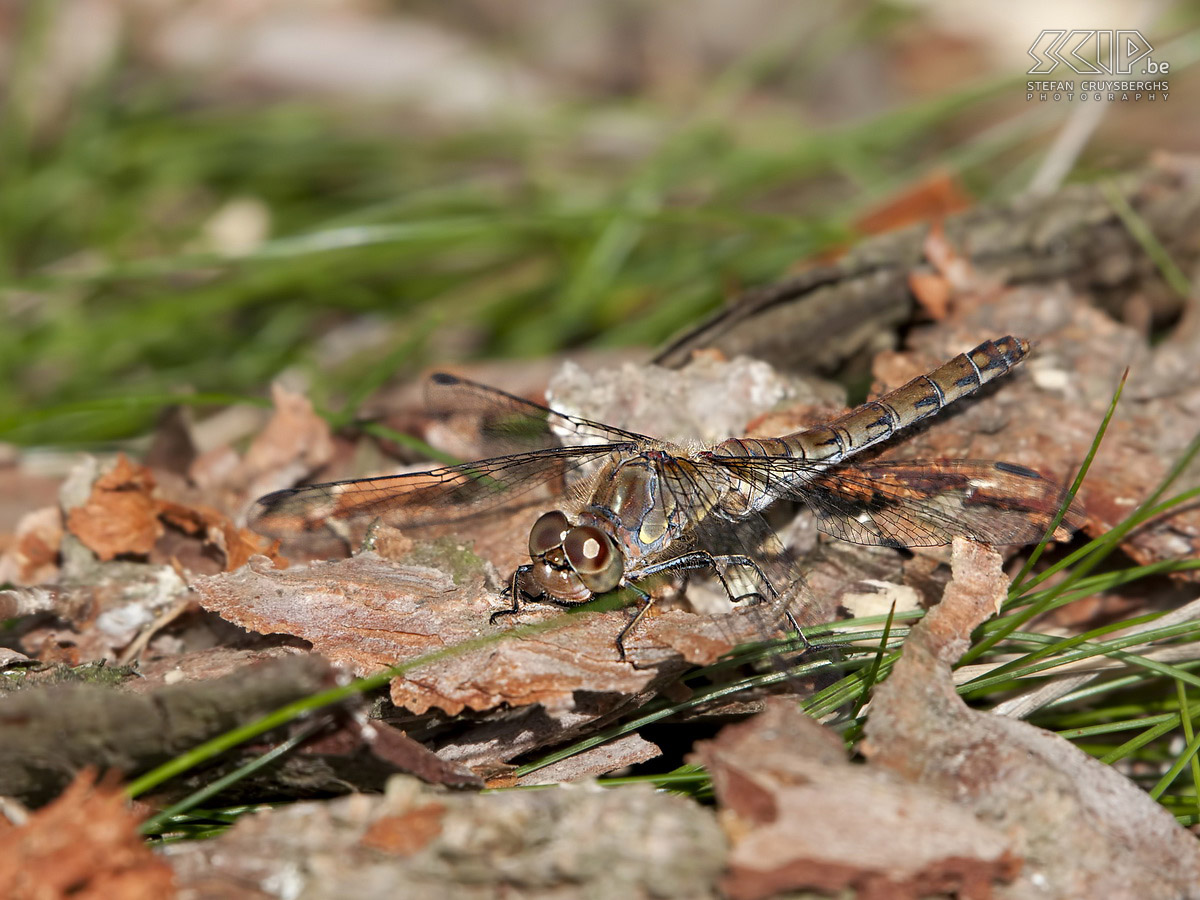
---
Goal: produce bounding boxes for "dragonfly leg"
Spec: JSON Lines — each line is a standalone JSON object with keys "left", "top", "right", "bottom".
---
{"left": 632, "top": 551, "right": 778, "bottom": 605}
{"left": 693, "top": 557, "right": 814, "bottom": 649}
{"left": 354, "top": 518, "right": 384, "bottom": 555}
{"left": 781, "top": 607, "right": 808, "bottom": 648}
{"left": 490, "top": 564, "right": 538, "bottom": 625}
{"left": 628, "top": 550, "right": 812, "bottom": 649}
{"left": 615, "top": 582, "right": 654, "bottom": 662}
{"left": 492, "top": 565, "right": 593, "bottom": 624}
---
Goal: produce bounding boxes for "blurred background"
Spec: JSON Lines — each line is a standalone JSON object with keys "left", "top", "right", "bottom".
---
{"left": 1, "top": 0, "right": 1198, "bottom": 447}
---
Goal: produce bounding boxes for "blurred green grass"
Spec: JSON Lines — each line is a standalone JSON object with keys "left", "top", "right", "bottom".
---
{"left": 1, "top": 5, "right": 1196, "bottom": 446}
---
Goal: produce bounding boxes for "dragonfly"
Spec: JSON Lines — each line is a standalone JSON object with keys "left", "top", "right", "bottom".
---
{"left": 249, "top": 336, "right": 1077, "bottom": 659}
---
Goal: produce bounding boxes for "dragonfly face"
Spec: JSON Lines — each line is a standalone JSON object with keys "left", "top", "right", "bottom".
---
{"left": 526, "top": 452, "right": 694, "bottom": 604}
{"left": 248, "top": 337, "right": 1082, "bottom": 659}
{"left": 527, "top": 510, "right": 623, "bottom": 602}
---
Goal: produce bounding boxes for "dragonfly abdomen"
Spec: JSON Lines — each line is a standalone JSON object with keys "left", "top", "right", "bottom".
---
{"left": 813, "top": 335, "right": 1031, "bottom": 456}
{"left": 713, "top": 336, "right": 1030, "bottom": 469}
{"left": 800, "top": 336, "right": 1030, "bottom": 458}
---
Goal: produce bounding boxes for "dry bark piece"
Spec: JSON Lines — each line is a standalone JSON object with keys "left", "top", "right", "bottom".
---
{"left": 12, "top": 560, "right": 193, "bottom": 666}
{"left": 547, "top": 353, "right": 844, "bottom": 449}
{"left": 696, "top": 697, "right": 1020, "bottom": 900}
{"left": 654, "top": 162, "right": 1200, "bottom": 374}
{"left": 357, "top": 720, "right": 482, "bottom": 790}
{"left": 359, "top": 802, "right": 446, "bottom": 856}
{"left": 0, "top": 647, "right": 35, "bottom": 667}
{"left": 130, "top": 647, "right": 314, "bottom": 689}
{"left": 862, "top": 541, "right": 1200, "bottom": 898}
{"left": 165, "top": 774, "right": 728, "bottom": 899}
{"left": 514, "top": 733, "right": 662, "bottom": 786}
{"left": 0, "top": 770, "right": 175, "bottom": 900}
{"left": 194, "top": 553, "right": 773, "bottom": 721}
{"left": 0, "top": 653, "right": 334, "bottom": 806}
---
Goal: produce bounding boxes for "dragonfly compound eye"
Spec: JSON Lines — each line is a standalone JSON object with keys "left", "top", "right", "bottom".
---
{"left": 529, "top": 510, "right": 570, "bottom": 557}
{"left": 531, "top": 561, "right": 591, "bottom": 604}
{"left": 563, "top": 526, "right": 622, "bottom": 594}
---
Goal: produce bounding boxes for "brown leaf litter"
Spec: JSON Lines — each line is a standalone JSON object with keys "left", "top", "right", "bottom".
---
{"left": 0, "top": 770, "right": 175, "bottom": 900}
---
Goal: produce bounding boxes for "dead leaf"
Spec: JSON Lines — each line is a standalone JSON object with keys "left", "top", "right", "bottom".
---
{"left": 155, "top": 499, "right": 285, "bottom": 571}
{"left": 237, "top": 382, "right": 335, "bottom": 500}
{"left": 0, "top": 506, "right": 63, "bottom": 585}
{"left": 39, "top": 450, "right": 284, "bottom": 586}
{"left": 819, "top": 171, "right": 974, "bottom": 265}
{"left": 921, "top": 222, "right": 979, "bottom": 294}
{"left": 909, "top": 269, "right": 954, "bottom": 320}
{"left": 65, "top": 455, "right": 162, "bottom": 561}
{"left": 0, "top": 770, "right": 175, "bottom": 900}
{"left": 855, "top": 170, "right": 973, "bottom": 237}
{"left": 909, "top": 225, "right": 1006, "bottom": 321}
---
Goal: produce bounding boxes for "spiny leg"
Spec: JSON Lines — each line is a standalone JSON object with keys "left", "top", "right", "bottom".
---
{"left": 704, "top": 554, "right": 809, "bottom": 647}
{"left": 614, "top": 551, "right": 785, "bottom": 660}
{"left": 632, "top": 551, "right": 813, "bottom": 652}
{"left": 634, "top": 550, "right": 778, "bottom": 605}
{"left": 490, "top": 564, "right": 536, "bottom": 625}
{"left": 704, "top": 554, "right": 811, "bottom": 650}
{"left": 354, "top": 517, "right": 385, "bottom": 555}
{"left": 614, "top": 582, "right": 655, "bottom": 662}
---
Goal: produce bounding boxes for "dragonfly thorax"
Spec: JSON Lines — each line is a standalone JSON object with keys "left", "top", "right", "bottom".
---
{"left": 527, "top": 510, "right": 623, "bottom": 602}
{"left": 580, "top": 454, "right": 683, "bottom": 560}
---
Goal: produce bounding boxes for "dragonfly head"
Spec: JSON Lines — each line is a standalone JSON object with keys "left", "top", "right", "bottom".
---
{"left": 527, "top": 510, "right": 623, "bottom": 601}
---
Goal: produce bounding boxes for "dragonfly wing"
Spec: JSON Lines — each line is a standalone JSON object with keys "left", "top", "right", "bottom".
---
{"left": 710, "top": 457, "right": 1081, "bottom": 548}
{"left": 425, "top": 373, "right": 650, "bottom": 454}
{"left": 248, "top": 443, "right": 628, "bottom": 538}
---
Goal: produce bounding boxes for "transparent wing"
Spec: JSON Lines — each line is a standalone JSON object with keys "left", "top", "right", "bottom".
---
{"left": 425, "top": 372, "right": 650, "bottom": 453}
{"left": 707, "top": 456, "right": 1082, "bottom": 548}
{"left": 249, "top": 443, "right": 631, "bottom": 538}
{"left": 250, "top": 372, "right": 655, "bottom": 540}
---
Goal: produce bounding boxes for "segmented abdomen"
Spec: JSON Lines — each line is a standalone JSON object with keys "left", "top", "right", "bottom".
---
{"left": 710, "top": 335, "right": 1029, "bottom": 476}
